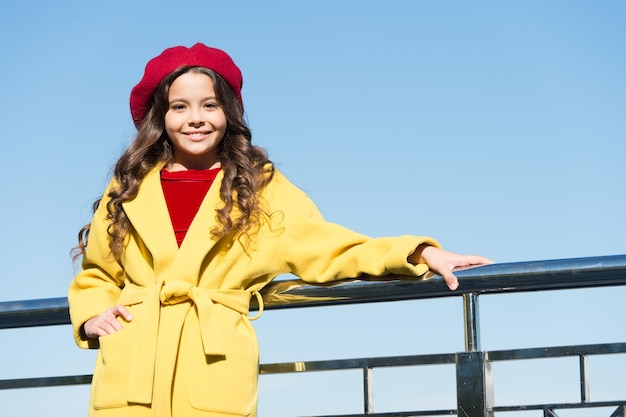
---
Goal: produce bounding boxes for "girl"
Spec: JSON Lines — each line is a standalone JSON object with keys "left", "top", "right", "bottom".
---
{"left": 69, "top": 43, "right": 491, "bottom": 417}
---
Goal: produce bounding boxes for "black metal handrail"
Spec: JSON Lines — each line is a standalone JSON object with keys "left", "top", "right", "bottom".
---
{"left": 3, "top": 254, "right": 625, "bottom": 328}
{"left": 1, "top": 254, "right": 625, "bottom": 417}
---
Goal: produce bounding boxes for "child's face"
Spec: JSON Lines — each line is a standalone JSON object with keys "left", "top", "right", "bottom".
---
{"left": 164, "top": 71, "right": 227, "bottom": 171}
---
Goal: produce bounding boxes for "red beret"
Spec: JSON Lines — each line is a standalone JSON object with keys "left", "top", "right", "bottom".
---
{"left": 129, "top": 43, "right": 243, "bottom": 126}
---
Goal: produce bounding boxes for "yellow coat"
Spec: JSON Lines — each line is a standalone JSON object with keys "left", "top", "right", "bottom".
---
{"left": 68, "top": 167, "right": 438, "bottom": 417}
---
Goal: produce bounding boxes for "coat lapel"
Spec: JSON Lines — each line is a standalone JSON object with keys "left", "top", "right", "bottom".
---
{"left": 122, "top": 167, "right": 227, "bottom": 282}
{"left": 122, "top": 167, "right": 178, "bottom": 274}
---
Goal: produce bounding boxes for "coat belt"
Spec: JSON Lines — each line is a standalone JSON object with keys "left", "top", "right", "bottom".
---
{"left": 117, "top": 281, "right": 261, "bottom": 405}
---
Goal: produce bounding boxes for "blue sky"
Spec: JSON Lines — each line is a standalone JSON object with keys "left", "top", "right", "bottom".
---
{"left": 0, "top": 1, "right": 624, "bottom": 416}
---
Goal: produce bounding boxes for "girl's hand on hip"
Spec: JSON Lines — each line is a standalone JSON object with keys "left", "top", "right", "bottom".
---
{"left": 409, "top": 245, "right": 493, "bottom": 291}
{"left": 83, "top": 305, "right": 133, "bottom": 339}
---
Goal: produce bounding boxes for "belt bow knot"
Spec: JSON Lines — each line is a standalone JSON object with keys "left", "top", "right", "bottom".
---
{"left": 118, "top": 281, "right": 262, "bottom": 405}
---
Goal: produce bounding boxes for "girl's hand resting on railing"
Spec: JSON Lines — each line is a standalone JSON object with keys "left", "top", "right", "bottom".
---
{"left": 408, "top": 245, "right": 493, "bottom": 291}
{"left": 82, "top": 305, "right": 133, "bottom": 339}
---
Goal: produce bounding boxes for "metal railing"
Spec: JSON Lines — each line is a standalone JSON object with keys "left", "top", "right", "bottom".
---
{"left": 1, "top": 254, "right": 625, "bottom": 417}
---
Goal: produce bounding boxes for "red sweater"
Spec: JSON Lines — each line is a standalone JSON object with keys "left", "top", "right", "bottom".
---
{"left": 161, "top": 168, "right": 220, "bottom": 247}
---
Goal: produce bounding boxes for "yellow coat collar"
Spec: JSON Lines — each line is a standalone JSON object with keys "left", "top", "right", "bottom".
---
{"left": 122, "top": 166, "right": 226, "bottom": 278}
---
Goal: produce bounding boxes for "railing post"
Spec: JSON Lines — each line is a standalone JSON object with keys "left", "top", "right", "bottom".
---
{"left": 464, "top": 292, "right": 481, "bottom": 352}
{"left": 456, "top": 351, "right": 494, "bottom": 417}
{"left": 363, "top": 366, "right": 374, "bottom": 414}
{"left": 456, "top": 292, "right": 493, "bottom": 417}
{"left": 579, "top": 354, "right": 590, "bottom": 403}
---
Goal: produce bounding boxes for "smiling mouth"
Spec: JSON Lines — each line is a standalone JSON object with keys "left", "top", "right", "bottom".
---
{"left": 184, "top": 131, "right": 211, "bottom": 139}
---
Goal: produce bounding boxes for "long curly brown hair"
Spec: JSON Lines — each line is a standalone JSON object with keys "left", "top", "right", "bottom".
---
{"left": 73, "top": 66, "right": 274, "bottom": 262}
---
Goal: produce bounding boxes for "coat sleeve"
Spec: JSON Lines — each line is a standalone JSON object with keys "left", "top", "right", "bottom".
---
{"left": 68, "top": 181, "right": 125, "bottom": 349}
{"left": 266, "top": 171, "right": 441, "bottom": 284}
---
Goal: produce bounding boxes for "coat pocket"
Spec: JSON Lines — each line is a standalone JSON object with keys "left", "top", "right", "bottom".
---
{"left": 183, "top": 312, "right": 259, "bottom": 415}
{"left": 187, "top": 352, "right": 258, "bottom": 415}
{"left": 91, "top": 315, "right": 137, "bottom": 409}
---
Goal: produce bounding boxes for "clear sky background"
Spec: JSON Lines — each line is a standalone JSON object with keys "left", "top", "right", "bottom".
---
{"left": 0, "top": 1, "right": 624, "bottom": 416}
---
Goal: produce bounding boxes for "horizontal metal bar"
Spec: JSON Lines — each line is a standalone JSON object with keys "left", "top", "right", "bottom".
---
{"left": 0, "top": 374, "right": 92, "bottom": 390}
{"left": 0, "top": 297, "right": 69, "bottom": 329}
{"left": 493, "top": 400, "right": 626, "bottom": 412}
{"left": 2, "top": 255, "right": 625, "bottom": 329}
{"left": 487, "top": 342, "right": 626, "bottom": 361}
{"left": 261, "top": 254, "right": 626, "bottom": 309}
{"left": 296, "top": 410, "right": 457, "bottom": 417}
{"left": 260, "top": 353, "right": 456, "bottom": 374}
